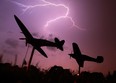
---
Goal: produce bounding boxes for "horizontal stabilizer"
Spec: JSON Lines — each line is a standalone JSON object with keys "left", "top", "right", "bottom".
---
{"left": 55, "top": 38, "right": 65, "bottom": 51}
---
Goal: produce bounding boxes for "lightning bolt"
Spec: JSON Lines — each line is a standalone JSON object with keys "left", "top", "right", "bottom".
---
{"left": 12, "top": 0, "right": 85, "bottom": 30}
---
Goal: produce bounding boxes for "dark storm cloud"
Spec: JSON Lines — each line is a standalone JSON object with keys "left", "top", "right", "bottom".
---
{"left": 0, "top": 45, "right": 17, "bottom": 56}
{"left": 5, "top": 38, "right": 19, "bottom": 48}
{"left": 32, "top": 32, "right": 45, "bottom": 39}
{"left": 47, "top": 34, "right": 54, "bottom": 42}
{"left": 2, "top": 49, "right": 15, "bottom": 55}
{"left": 1, "top": 38, "right": 19, "bottom": 55}
{"left": 32, "top": 32, "right": 39, "bottom": 37}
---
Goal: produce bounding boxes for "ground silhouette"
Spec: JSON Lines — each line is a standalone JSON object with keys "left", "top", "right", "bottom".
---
{"left": 0, "top": 63, "right": 116, "bottom": 83}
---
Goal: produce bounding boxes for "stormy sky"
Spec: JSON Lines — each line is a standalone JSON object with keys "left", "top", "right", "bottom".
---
{"left": 0, "top": 0, "right": 116, "bottom": 74}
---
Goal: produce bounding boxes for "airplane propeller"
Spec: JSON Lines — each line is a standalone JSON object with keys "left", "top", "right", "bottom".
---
{"left": 19, "top": 38, "right": 28, "bottom": 46}
{"left": 69, "top": 50, "right": 73, "bottom": 59}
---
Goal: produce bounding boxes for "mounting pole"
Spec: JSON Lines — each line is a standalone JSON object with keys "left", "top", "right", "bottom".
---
{"left": 27, "top": 47, "right": 35, "bottom": 70}
{"left": 78, "top": 66, "right": 81, "bottom": 75}
{"left": 22, "top": 45, "right": 29, "bottom": 67}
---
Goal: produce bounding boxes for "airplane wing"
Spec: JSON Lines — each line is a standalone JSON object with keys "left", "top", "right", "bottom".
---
{"left": 72, "top": 43, "right": 81, "bottom": 55}
{"left": 35, "top": 47, "right": 48, "bottom": 58}
{"left": 14, "top": 15, "right": 33, "bottom": 39}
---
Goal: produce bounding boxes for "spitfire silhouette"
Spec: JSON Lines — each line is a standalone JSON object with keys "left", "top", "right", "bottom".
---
{"left": 14, "top": 15, "right": 65, "bottom": 68}
{"left": 69, "top": 43, "right": 104, "bottom": 74}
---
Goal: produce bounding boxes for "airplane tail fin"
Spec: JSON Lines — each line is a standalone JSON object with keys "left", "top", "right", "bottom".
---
{"left": 55, "top": 38, "right": 65, "bottom": 51}
{"left": 96, "top": 56, "right": 104, "bottom": 63}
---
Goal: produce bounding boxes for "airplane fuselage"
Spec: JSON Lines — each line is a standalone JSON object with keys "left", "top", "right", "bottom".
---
{"left": 70, "top": 54, "right": 101, "bottom": 67}
{"left": 27, "top": 38, "right": 57, "bottom": 48}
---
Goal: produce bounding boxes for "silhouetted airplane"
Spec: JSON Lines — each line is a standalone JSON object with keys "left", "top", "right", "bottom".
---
{"left": 69, "top": 43, "right": 104, "bottom": 74}
{"left": 14, "top": 15, "right": 65, "bottom": 58}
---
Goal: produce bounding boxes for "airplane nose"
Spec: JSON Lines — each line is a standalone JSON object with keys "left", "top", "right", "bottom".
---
{"left": 68, "top": 54, "right": 72, "bottom": 58}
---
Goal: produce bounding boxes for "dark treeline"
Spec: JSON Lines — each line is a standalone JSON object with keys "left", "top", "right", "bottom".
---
{"left": 0, "top": 63, "right": 116, "bottom": 83}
